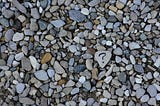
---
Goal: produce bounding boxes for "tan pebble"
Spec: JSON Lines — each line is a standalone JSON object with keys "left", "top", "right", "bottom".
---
{"left": 109, "top": 6, "right": 117, "bottom": 12}
{"left": 116, "top": 2, "right": 124, "bottom": 9}
{"left": 92, "top": 68, "right": 98, "bottom": 80}
{"left": 58, "top": 79, "right": 67, "bottom": 85}
{"left": 41, "top": 53, "right": 52, "bottom": 64}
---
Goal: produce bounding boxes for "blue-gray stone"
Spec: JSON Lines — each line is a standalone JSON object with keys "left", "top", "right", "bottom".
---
{"left": 74, "top": 64, "right": 86, "bottom": 73}
{"left": 153, "top": 48, "right": 160, "bottom": 54}
{"left": 134, "top": 64, "right": 144, "bottom": 73}
{"left": 0, "top": 18, "right": 9, "bottom": 27}
{"left": 69, "top": 10, "right": 86, "bottom": 22}
{"left": 118, "top": 72, "right": 126, "bottom": 83}
{"left": 38, "top": 20, "right": 47, "bottom": 30}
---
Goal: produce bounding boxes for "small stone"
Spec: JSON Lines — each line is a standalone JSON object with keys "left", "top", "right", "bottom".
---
{"left": 24, "top": 29, "right": 34, "bottom": 36}
{"left": 116, "top": 88, "right": 124, "bottom": 96}
{"left": 16, "top": 83, "right": 25, "bottom": 94}
{"left": 34, "top": 70, "right": 49, "bottom": 81}
{"left": 115, "top": 56, "right": 121, "bottom": 63}
{"left": 79, "top": 76, "right": 86, "bottom": 83}
{"left": 153, "top": 48, "right": 160, "bottom": 54}
{"left": 19, "top": 97, "right": 35, "bottom": 105}
{"left": 106, "top": 23, "right": 113, "bottom": 29}
{"left": 147, "top": 85, "right": 157, "bottom": 97}
{"left": 156, "top": 93, "right": 160, "bottom": 100}
{"left": 47, "top": 69, "right": 55, "bottom": 78}
{"left": 116, "top": 2, "right": 124, "bottom": 9}
{"left": 12, "top": 0, "right": 27, "bottom": 14}
{"left": 41, "top": 53, "right": 52, "bottom": 64}
{"left": 104, "top": 76, "right": 112, "bottom": 84}
{"left": 84, "top": 22, "right": 93, "bottom": 29}
{"left": 69, "top": 45, "right": 77, "bottom": 53}
{"left": 95, "top": 51, "right": 112, "bottom": 68}
{"left": 140, "top": 95, "right": 149, "bottom": 103}
{"left": 148, "top": 98, "right": 156, "bottom": 106}
{"left": 58, "top": 0, "right": 65, "bottom": 5}
{"left": 83, "top": 81, "right": 91, "bottom": 90}
{"left": 51, "top": 20, "right": 65, "bottom": 28}
{"left": 38, "top": 20, "right": 47, "bottom": 30}
{"left": 5, "top": 29, "right": 14, "bottom": 42}
{"left": 31, "top": 8, "right": 40, "bottom": 19}
{"left": 2, "top": 9, "right": 14, "bottom": 18}
{"left": 130, "top": 55, "right": 136, "bottom": 64}
{"left": 113, "top": 47, "right": 122, "bottom": 55}
{"left": 144, "top": 25, "right": 151, "bottom": 31}
{"left": 134, "top": 64, "right": 144, "bottom": 73}
{"left": 69, "top": 10, "right": 86, "bottom": 22}
{"left": 108, "top": 99, "right": 117, "bottom": 105}
{"left": 133, "top": 0, "right": 141, "bottom": 5}
{"left": 87, "top": 98, "right": 95, "bottom": 106}
{"left": 100, "top": 98, "right": 108, "bottom": 103}
{"left": 0, "top": 18, "right": 9, "bottom": 27}
{"left": 81, "top": 8, "right": 89, "bottom": 15}
{"left": 30, "top": 22, "right": 38, "bottom": 31}
{"left": 29, "top": 56, "right": 38, "bottom": 69}
{"left": 140, "top": 33, "right": 147, "bottom": 41}
{"left": 74, "top": 64, "right": 86, "bottom": 73}
{"left": 86, "top": 59, "right": 93, "bottom": 70}
{"left": 21, "top": 57, "right": 32, "bottom": 71}
{"left": 54, "top": 61, "right": 65, "bottom": 74}
{"left": 129, "top": 42, "right": 140, "bottom": 50}
{"left": 88, "top": 0, "right": 100, "bottom": 6}
{"left": 118, "top": 72, "right": 126, "bottom": 83}
{"left": 12, "top": 32, "right": 24, "bottom": 41}
{"left": 40, "top": 0, "right": 48, "bottom": 8}
{"left": 65, "top": 80, "right": 75, "bottom": 87}
{"left": 71, "top": 88, "right": 79, "bottom": 95}
{"left": 136, "top": 88, "right": 145, "bottom": 98}
{"left": 58, "top": 79, "right": 67, "bottom": 85}
{"left": 130, "top": 12, "right": 137, "bottom": 21}
{"left": 15, "top": 52, "right": 24, "bottom": 61}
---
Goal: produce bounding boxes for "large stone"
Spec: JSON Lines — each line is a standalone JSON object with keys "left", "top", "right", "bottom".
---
{"left": 12, "top": 0, "right": 27, "bottom": 14}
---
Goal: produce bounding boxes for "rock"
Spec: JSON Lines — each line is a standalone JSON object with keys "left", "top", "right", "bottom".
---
{"left": 16, "top": 83, "right": 25, "bottom": 93}
{"left": 148, "top": 98, "right": 156, "bottom": 106}
{"left": 153, "top": 48, "right": 160, "bottom": 54}
{"left": 100, "top": 98, "right": 108, "bottom": 103}
{"left": 54, "top": 61, "right": 65, "bottom": 74}
{"left": 79, "top": 76, "right": 86, "bottom": 83}
{"left": 19, "top": 97, "right": 35, "bottom": 105}
{"left": 136, "top": 88, "right": 145, "bottom": 98}
{"left": 86, "top": 59, "right": 93, "bottom": 70}
{"left": 129, "top": 42, "right": 140, "bottom": 50}
{"left": 140, "top": 95, "right": 149, "bottom": 103}
{"left": 2, "top": 9, "right": 14, "bottom": 18}
{"left": 95, "top": 51, "right": 112, "bottom": 68}
{"left": 65, "top": 80, "right": 75, "bottom": 87}
{"left": 29, "top": 56, "right": 38, "bottom": 69}
{"left": 21, "top": 57, "right": 32, "bottom": 71}
{"left": 47, "top": 69, "right": 55, "bottom": 78}
{"left": 34, "top": 70, "right": 49, "bottom": 81}
{"left": 118, "top": 72, "right": 126, "bottom": 83}
{"left": 41, "top": 53, "right": 52, "bottom": 64}
{"left": 140, "top": 33, "right": 147, "bottom": 41}
{"left": 12, "top": 32, "right": 24, "bottom": 41}
{"left": 31, "top": 8, "right": 40, "bottom": 19}
{"left": 116, "top": 2, "right": 124, "bottom": 9}
{"left": 87, "top": 98, "right": 95, "bottom": 106}
{"left": 81, "top": 8, "right": 89, "bottom": 15}
{"left": 116, "top": 88, "right": 124, "bottom": 96}
{"left": 83, "top": 81, "right": 91, "bottom": 90}
{"left": 30, "top": 21, "right": 38, "bottom": 31}
{"left": 134, "top": 64, "right": 144, "bottom": 73}
{"left": 115, "top": 56, "right": 121, "bottom": 63}
{"left": 15, "top": 52, "right": 24, "bottom": 61}
{"left": 5, "top": 29, "right": 14, "bottom": 42}
{"left": 0, "top": 18, "right": 9, "bottom": 27}
{"left": 69, "top": 10, "right": 86, "bottom": 22}
{"left": 113, "top": 47, "right": 122, "bottom": 55}
{"left": 133, "top": 0, "right": 141, "bottom": 5}
{"left": 40, "top": 0, "right": 48, "bottom": 8}
{"left": 108, "top": 99, "right": 117, "bottom": 105}
{"left": 147, "top": 85, "right": 157, "bottom": 97}
{"left": 24, "top": 29, "right": 34, "bottom": 36}
{"left": 74, "top": 64, "right": 86, "bottom": 73}
{"left": 58, "top": 0, "right": 65, "bottom": 5}
{"left": 69, "top": 45, "right": 77, "bottom": 53}
{"left": 144, "top": 24, "right": 151, "bottom": 32}
{"left": 88, "top": 0, "right": 100, "bottom": 6}
{"left": 130, "top": 12, "right": 137, "bottom": 21}
{"left": 71, "top": 88, "right": 79, "bottom": 95}
{"left": 154, "top": 58, "right": 160, "bottom": 68}
{"left": 12, "top": 0, "right": 27, "bottom": 14}
{"left": 130, "top": 55, "right": 136, "bottom": 64}
{"left": 51, "top": 20, "right": 65, "bottom": 28}
{"left": 38, "top": 20, "right": 48, "bottom": 30}
{"left": 156, "top": 93, "right": 160, "bottom": 100}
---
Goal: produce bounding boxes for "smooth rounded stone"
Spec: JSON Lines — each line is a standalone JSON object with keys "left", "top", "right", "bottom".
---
{"left": 116, "top": 88, "right": 124, "bottom": 96}
{"left": 15, "top": 52, "right": 24, "bottom": 61}
{"left": 54, "top": 61, "right": 65, "bottom": 74}
{"left": 113, "top": 47, "right": 122, "bottom": 55}
{"left": 71, "top": 88, "right": 79, "bottom": 95}
{"left": 38, "top": 20, "right": 48, "bottom": 30}
{"left": 134, "top": 64, "right": 144, "bottom": 73}
{"left": 12, "top": 0, "right": 27, "bottom": 14}
{"left": 19, "top": 97, "right": 35, "bottom": 105}
{"left": 88, "top": 0, "right": 100, "bottom": 6}
{"left": 108, "top": 99, "right": 117, "bottom": 105}
{"left": 0, "top": 18, "right": 9, "bottom": 27}
{"left": 156, "top": 93, "right": 160, "bottom": 100}
{"left": 84, "top": 22, "right": 93, "bottom": 29}
{"left": 148, "top": 98, "right": 156, "bottom": 105}
{"left": 41, "top": 52, "right": 52, "bottom": 64}
{"left": 100, "top": 98, "right": 108, "bottom": 103}
{"left": 65, "top": 80, "right": 75, "bottom": 87}
{"left": 30, "top": 22, "right": 38, "bottom": 31}
{"left": 0, "top": 59, "right": 6, "bottom": 66}
{"left": 58, "top": 0, "right": 65, "bottom": 5}
{"left": 74, "top": 64, "right": 86, "bottom": 73}
{"left": 51, "top": 20, "right": 65, "bottom": 28}
{"left": 145, "top": 72, "right": 153, "bottom": 80}
{"left": 81, "top": 8, "right": 89, "bottom": 15}
{"left": 83, "top": 81, "right": 91, "bottom": 91}
{"left": 118, "top": 72, "right": 126, "bottom": 83}
{"left": 104, "top": 76, "right": 112, "bottom": 84}
{"left": 29, "top": 56, "right": 38, "bottom": 69}
{"left": 34, "top": 70, "right": 49, "bottom": 81}
{"left": 130, "top": 12, "right": 137, "bottom": 21}
{"left": 129, "top": 42, "right": 140, "bottom": 50}
{"left": 9, "top": 41, "right": 17, "bottom": 50}
{"left": 40, "top": 0, "right": 48, "bottom": 8}
{"left": 140, "top": 33, "right": 147, "bottom": 41}
{"left": 140, "top": 95, "right": 149, "bottom": 103}
{"left": 133, "top": 0, "right": 141, "bottom": 5}
{"left": 79, "top": 76, "right": 86, "bottom": 83}
{"left": 69, "top": 45, "right": 77, "bottom": 53}
{"left": 136, "top": 88, "right": 145, "bottom": 98}
{"left": 115, "top": 56, "right": 121, "bottom": 63}
{"left": 47, "top": 69, "right": 54, "bottom": 78}
{"left": 130, "top": 55, "right": 136, "bottom": 64}
{"left": 87, "top": 98, "right": 95, "bottom": 106}
{"left": 21, "top": 57, "right": 32, "bottom": 71}
{"left": 144, "top": 24, "right": 151, "bottom": 32}
{"left": 16, "top": 83, "right": 25, "bottom": 93}
{"left": 154, "top": 58, "right": 160, "bottom": 68}
{"left": 106, "top": 23, "right": 113, "bottom": 29}
{"left": 24, "top": 29, "right": 34, "bottom": 36}
{"left": 116, "top": 2, "right": 124, "bottom": 9}
{"left": 31, "top": 8, "right": 40, "bottom": 19}
{"left": 147, "top": 85, "right": 157, "bottom": 97}
{"left": 153, "top": 48, "right": 160, "bottom": 54}
{"left": 95, "top": 51, "right": 112, "bottom": 68}
{"left": 2, "top": 9, "right": 14, "bottom": 18}
{"left": 69, "top": 10, "right": 86, "bottom": 22}
{"left": 86, "top": 59, "right": 93, "bottom": 70}
{"left": 12, "top": 32, "right": 24, "bottom": 41}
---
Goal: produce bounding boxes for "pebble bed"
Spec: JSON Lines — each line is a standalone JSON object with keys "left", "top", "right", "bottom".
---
{"left": 0, "top": 0, "right": 160, "bottom": 106}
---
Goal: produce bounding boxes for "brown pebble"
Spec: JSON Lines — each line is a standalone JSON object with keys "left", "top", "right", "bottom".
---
{"left": 58, "top": 79, "right": 67, "bottom": 85}
{"left": 41, "top": 53, "right": 52, "bottom": 64}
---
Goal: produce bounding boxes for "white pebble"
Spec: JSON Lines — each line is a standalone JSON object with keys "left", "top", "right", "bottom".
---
{"left": 81, "top": 8, "right": 89, "bottom": 15}
{"left": 79, "top": 76, "right": 86, "bottom": 84}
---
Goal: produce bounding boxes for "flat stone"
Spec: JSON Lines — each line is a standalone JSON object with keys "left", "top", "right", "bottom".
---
{"left": 147, "top": 85, "right": 157, "bottom": 97}
{"left": 81, "top": 8, "right": 89, "bottom": 15}
{"left": 54, "top": 61, "right": 65, "bottom": 74}
{"left": 113, "top": 47, "right": 122, "bottom": 55}
{"left": 83, "top": 81, "right": 91, "bottom": 90}
{"left": 88, "top": 0, "right": 100, "bottom": 6}
{"left": 34, "top": 70, "right": 49, "bottom": 81}
{"left": 154, "top": 58, "right": 160, "bottom": 68}
{"left": 140, "top": 33, "right": 147, "bottom": 41}
{"left": 58, "top": 0, "right": 65, "bottom": 5}
{"left": 130, "top": 12, "right": 137, "bottom": 21}
{"left": 108, "top": 99, "right": 117, "bottom": 105}
{"left": 30, "top": 22, "right": 38, "bottom": 31}
{"left": 0, "top": 18, "right": 9, "bottom": 27}
{"left": 51, "top": 20, "right": 65, "bottom": 28}
{"left": 129, "top": 42, "right": 140, "bottom": 50}
{"left": 47, "top": 69, "right": 55, "bottom": 78}
{"left": 19, "top": 97, "right": 35, "bottom": 105}
{"left": 148, "top": 98, "right": 156, "bottom": 106}
{"left": 153, "top": 48, "right": 160, "bottom": 54}
{"left": 144, "top": 24, "right": 151, "bottom": 31}
{"left": 69, "top": 10, "right": 86, "bottom": 22}
{"left": 74, "top": 64, "right": 86, "bottom": 73}
{"left": 21, "top": 57, "right": 32, "bottom": 71}
{"left": 2, "top": 9, "right": 14, "bottom": 18}
{"left": 29, "top": 56, "right": 38, "bottom": 69}
{"left": 79, "top": 76, "right": 86, "bottom": 83}
{"left": 134, "top": 64, "right": 144, "bottom": 73}
{"left": 118, "top": 72, "right": 126, "bottom": 83}
{"left": 16, "top": 83, "right": 25, "bottom": 93}
{"left": 15, "top": 52, "right": 24, "bottom": 61}
{"left": 71, "top": 88, "right": 79, "bottom": 95}
{"left": 130, "top": 55, "right": 136, "bottom": 64}
{"left": 12, "top": 0, "right": 27, "bottom": 14}
{"left": 41, "top": 53, "right": 52, "bottom": 64}
{"left": 84, "top": 22, "right": 93, "bottom": 29}
{"left": 87, "top": 98, "right": 95, "bottom": 106}
{"left": 116, "top": 2, "right": 124, "bottom": 9}
{"left": 116, "top": 88, "right": 124, "bottom": 96}
{"left": 38, "top": 20, "right": 48, "bottom": 30}
{"left": 100, "top": 98, "right": 108, "bottom": 103}
{"left": 133, "top": 0, "right": 141, "bottom": 5}
{"left": 156, "top": 93, "right": 160, "bottom": 100}
{"left": 95, "top": 51, "right": 112, "bottom": 68}
{"left": 69, "top": 45, "right": 77, "bottom": 53}
{"left": 136, "top": 88, "right": 145, "bottom": 98}
{"left": 31, "top": 8, "right": 40, "bottom": 19}
{"left": 140, "top": 95, "right": 149, "bottom": 103}
{"left": 5, "top": 29, "right": 14, "bottom": 42}
{"left": 65, "top": 80, "right": 75, "bottom": 87}
{"left": 12, "top": 32, "right": 24, "bottom": 41}
{"left": 115, "top": 56, "right": 121, "bottom": 63}
{"left": 24, "top": 29, "right": 34, "bottom": 36}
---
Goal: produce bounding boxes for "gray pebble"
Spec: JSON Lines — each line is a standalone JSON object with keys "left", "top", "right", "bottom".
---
{"left": 136, "top": 88, "right": 145, "bottom": 98}
{"left": 21, "top": 57, "right": 32, "bottom": 71}
{"left": 51, "top": 20, "right": 65, "bottom": 28}
{"left": 5, "top": 29, "right": 14, "bottom": 42}
{"left": 134, "top": 64, "right": 144, "bottom": 73}
{"left": 140, "top": 33, "right": 146, "bottom": 41}
{"left": 71, "top": 88, "right": 79, "bottom": 95}
{"left": 31, "top": 8, "right": 40, "bottom": 19}
{"left": 2, "top": 9, "right": 14, "bottom": 18}
{"left": 40, "top": 0, "right": 48, "bottom": 8}
{"left": 118, "top": 72, "right": 126, "bottom": 83}
{"left": 38, "top": 20, "right": 48, "bottom": 30}
{"left": 84, "top": 22, "right": 93, "bottom": 29}
{"left": 153, "top": 48, "right": 160, "bottom": 54}
{"left": 116, "top": 88, "right": 124, "bottom": 96}
{"left": 0, "top": 18, "right": 9, "bottom": 27}
{"left": 113, "top": 47, "right": 123, "bottom": 55}
{"left": 12, "top": 0, "right": 27, "bottom": 14}
{"left": 16, "top": 83, "right": 25, "bottom": 94}
{"left": 74, "top": 64, "right": 86, "bottom": 73}
{"left": 69, "top": 10, "right": 86, "bottom": 22}
{"left": 34, "top": 70, "right": 49, "bottom": 81}
{"left": 147, "top": 85, "right": 157, "bottom": 97}
{"left": 88, "top": 0, "right": 100, "bottom": 6}
{"left": 83, "top": 81, "right": 91, "bottom": 90}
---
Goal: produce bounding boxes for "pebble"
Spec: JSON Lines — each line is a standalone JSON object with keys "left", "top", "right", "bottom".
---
{"left": 88, "top": 0, "right": 100, "bottom": 6}
{"left": 12, "top": 0, "right": 27, "bottom": 14}
{"left": 65, "top": 80, "right": 75, "bottom": 87}
{"left": 81, "top": 8, "right": 89, "bottom": 15}
{"left": 41, "top": 53, "right": 52, "bottom": 64}
{"left": 19, "top": 97, "right": 35, "bottom": 105}
{"left": 140, "top": 95, "right": 149, "bottom": 103}
{"left": 113, "top": 47, "right": 123, "bottom": 55}
{"left": 118, "top": 72, "right": 126, "bottom": 83}
{"left": 79, "top": 76, "right": 86, "bottom": 83}
{"left": 71, "top": 88, "right": 79, "bottom": 95}
{"left": 29, "top": 56, "right": 38, "bottom": 69}
{"left": 51, "top": 20, "right": 65, "bottom": 28}
{"left": 12, "top": 32, "right": 24, "bottom": 41}
{"left": 31, "top": 8, "right": 40, "bottom": 19}
{"left": 134, "top": 64, "right": 144, "bottom": 73}
{"left": 5, "top": 29, "right": 14, "bottom": 42}
{"left": 47, "top": 69, "right": 55, "bottom": 78}
{"left": 83, "top": 81, "right": 91, "bottom": 90}
{"left": 115, "top": 56, "right": 122, "bottom": 63}
{"left": 0, "top": 18, "right": 9, "bottom": 27}
{"left": 40, "top": 0, "right": 48, "bottom": 8}
{"left": 74, "top": 64, "right": 86, "bottom": 73}
{"left": 21, "top": 57, "right": 32, "bottom": 71}
{"left": 136, "top": 88, "right": 145, "bottom": 98}
{"left": 129, "top": 42, "right": 140, "bottom": 50}
{"left": 69, "top": 45, "right": 77, "bottom": 53}
{"left": 156, "top": 93, "right": 160, "bottom": 100}
{"left": 147, "top": 85, "right": 157, "bottom": 97}
{"left": 148, "top": 98, "right": 156, "bottom": 106}
{"left": 95, "top": 51, "right": 112, "bottom": 68}
{"left": 130, "top": 55, "right": 136, "bottom": 64}
{"left": 16, "top": 83, "right": 25, "bottom": 93}
{"left": 84, "top": 22, "right": 93, "bottom": 29}
{"left": 130, "top": 12, "right": 137, "bottom": 21}
{"left": 38, "top": 20, "right": 47, "bottom": 30}
{"left": 69, "top": 10, "right": 86, "bottom": 22}
{"left": 100, "top": 98, "right": 108, "bottom": 103}
{"left": 154, "top": 58, "right": 160, "bottom": 68}
{"left": 54, "top": 61, "right": 65, "bottom": 74}
{"left": 153, "top": 48, "right": 160, "bottom": 54}
{"left": 34, "top": 70, "right": 49, "bottom": 81}
{"left": 15, "top": 52, "right": 24, "bottom": 61}
{"left": 108, "top": 99, "right": 117, "bottom": 105}
{"left": 144, "top": 25, "right": 151, "bottom": 31}
{"left": 116, "top": 88, "right": 124, "bottom": 96}
{"left": 133, "top": 0, "right": 141, "bottom": 5}
{"left": 2, "top": 9, "right": 14, "bottom": 18}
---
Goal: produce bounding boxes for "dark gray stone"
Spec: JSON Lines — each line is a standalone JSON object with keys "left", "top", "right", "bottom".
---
{"left": 74, "top": 64, "right": 86, "bottom": 73}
